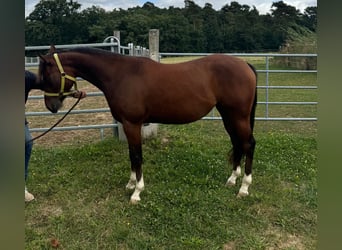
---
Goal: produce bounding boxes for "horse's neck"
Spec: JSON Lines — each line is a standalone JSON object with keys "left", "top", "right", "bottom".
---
{"left": 68, "top": 52, "right": 121, "bottom": 91}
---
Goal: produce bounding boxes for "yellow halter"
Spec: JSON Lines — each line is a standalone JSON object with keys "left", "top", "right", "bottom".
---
{"left": 44, "top": 53, "right": 78, "bottom": 97}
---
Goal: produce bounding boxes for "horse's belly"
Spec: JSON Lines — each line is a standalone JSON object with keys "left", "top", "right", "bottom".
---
{"left": 147, "top": 102, "right": 214, "bottom": 124}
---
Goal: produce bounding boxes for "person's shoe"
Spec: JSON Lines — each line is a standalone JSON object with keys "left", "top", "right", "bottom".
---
{"left": 25, "top": 188, "right": 34, "bottom": 202}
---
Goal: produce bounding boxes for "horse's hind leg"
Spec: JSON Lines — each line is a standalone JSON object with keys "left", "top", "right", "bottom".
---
{"left": 218, "top": 107, "right": 256, "bottom": 197}
{"left": 225, "top": 139, "right": 243, "bottom": 187}
{"left": 229, "top": 125, "right": 255, "bottom": 197}
{"left": 220, "top": 118, "right": 244, "bottom": 187}
{"left": 122, "top": 121, "right": 144, "bottom": 203}
{"left": 237, "top": 133, "right": 256, "bottom": 197}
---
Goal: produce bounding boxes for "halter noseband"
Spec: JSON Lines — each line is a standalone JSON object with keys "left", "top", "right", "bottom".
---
{"left": 44, "top": 53, "right": 78, "bottom": 97}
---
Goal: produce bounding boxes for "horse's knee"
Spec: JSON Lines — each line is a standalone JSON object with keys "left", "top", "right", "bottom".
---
{"left": 240, "top": 135, "right": 256, "bottom": 158}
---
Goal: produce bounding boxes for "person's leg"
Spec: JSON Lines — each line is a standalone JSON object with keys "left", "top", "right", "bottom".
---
{"left": 25, "top": 123, "right": 34, "bottom": 201}
{"left": 25, "top": 123, "right": 32, "bottom": 181}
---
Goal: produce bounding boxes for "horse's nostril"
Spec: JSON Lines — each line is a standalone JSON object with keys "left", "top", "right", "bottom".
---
{"left": 47, "top": 105, "right": 58, "bottom": 113}
{"left": 46, "top": 100, "right": 61, "bottom": 113}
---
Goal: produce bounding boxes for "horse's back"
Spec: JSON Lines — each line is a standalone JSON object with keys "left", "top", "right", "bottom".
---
{"left": 140, "top": 54, "right": 256, "bottom": 123}
{"left": 205, "top": 54, "right": 257, "bottom": 101}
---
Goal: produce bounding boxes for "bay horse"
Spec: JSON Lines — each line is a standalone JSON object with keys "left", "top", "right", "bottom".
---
{"left": 38, "top": 45, "right": 257, "bottom": 203}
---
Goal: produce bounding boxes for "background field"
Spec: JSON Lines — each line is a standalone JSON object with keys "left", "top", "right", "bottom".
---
{"left": 25, "top": 56, "right": 317, "bottom": 249}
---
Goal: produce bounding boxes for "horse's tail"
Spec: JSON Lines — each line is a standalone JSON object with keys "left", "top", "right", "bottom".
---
{"left": 247, "top": 63, "right": 257, "bottom": 132}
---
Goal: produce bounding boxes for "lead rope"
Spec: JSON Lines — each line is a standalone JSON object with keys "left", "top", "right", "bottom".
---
{"left": 25, "top": 94, "right": 82, "bottom": 145}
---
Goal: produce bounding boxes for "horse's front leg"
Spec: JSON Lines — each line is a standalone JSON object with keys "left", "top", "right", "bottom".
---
{"left": 127, "top": 143, "right": 144, "bottom": 204}
{"left": 126, "top": 170, "right": 137, "bottom": 190}
{"left": 226, "top": 165, "right": 241, "bottom": 186}
{"left": 225, "top": 143, "right": 243, "bottom": 187}
{"left": 123, "top": 122, "right": 144, "bottom": 203}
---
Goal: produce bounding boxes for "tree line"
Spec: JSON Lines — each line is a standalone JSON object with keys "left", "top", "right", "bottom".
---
{"left": 25, "top": 0, "right": 317, "bottom": 53}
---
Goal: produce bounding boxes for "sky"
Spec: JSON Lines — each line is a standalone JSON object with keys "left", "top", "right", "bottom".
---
{"left": 25, "top": 0, "right": 317, "bottom": 17}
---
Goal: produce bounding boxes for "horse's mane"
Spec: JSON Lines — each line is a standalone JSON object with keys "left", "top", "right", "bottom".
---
{"left": 55, "top": 46, "right": 152, "bottom": 63}
{"left": 58, "top": 47, "right": 120, "bottom": 57}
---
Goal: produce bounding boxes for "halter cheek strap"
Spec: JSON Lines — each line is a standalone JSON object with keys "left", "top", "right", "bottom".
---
{"left": 44, "top": 53, "right": 78, "bottom": 97}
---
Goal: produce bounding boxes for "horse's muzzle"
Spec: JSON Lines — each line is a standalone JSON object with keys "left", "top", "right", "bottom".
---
{"left": 45, "top": 97, "right": 63, "bottom": 113}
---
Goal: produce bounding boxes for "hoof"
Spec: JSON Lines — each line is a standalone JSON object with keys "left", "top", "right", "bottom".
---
{"left": 225, "top": 179, "right": 236, "bottom": 187}
{"left": 129, "top": 198, "right": 140, "bottom": 205}
{"left": 236, "top": 190, "right": 249, "bottom": 198}
{"left": 126, "top": 183, "right": 136, "bottom": 190}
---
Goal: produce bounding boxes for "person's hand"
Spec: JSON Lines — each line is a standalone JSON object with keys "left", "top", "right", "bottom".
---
{"left": 71, "top": 90, "right": 87, "bottom": 99}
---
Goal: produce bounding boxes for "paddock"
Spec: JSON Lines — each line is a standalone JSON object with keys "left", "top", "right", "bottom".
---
{"left": 25, "top": 40, "right": 317, "bottom": 249}
{"left": 25, "top": 44, "right": 317, "bottom": 145}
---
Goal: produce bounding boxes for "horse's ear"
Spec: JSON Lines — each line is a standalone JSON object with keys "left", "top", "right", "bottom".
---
{"left": 49, "top": 45, "right": 57, "bottom": 54}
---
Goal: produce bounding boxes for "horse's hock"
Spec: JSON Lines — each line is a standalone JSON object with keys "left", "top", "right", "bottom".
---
{"left": 118, "top": 123, "right": 158, "bottom": 141}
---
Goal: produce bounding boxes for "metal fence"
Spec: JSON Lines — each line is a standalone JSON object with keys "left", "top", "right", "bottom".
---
{"left": 25, "top": 42, "right": 317, "bottom": 137}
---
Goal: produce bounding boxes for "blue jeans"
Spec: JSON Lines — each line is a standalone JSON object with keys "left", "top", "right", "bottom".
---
{"left": 25, "top": 123, "right": 33, "bottom": 181}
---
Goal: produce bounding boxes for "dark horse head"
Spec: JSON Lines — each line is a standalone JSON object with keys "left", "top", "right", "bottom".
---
{"left": 38, "top": 45, "right": 78, "bottom": 113}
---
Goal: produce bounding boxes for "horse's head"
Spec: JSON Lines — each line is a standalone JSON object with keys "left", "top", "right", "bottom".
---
{"left": 38, "top": 45, "right": 78, "bottom": 113}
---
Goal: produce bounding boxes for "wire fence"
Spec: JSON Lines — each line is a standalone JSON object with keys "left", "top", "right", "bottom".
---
{"left": 25, "top": 41, "right": 317, "bottom": 138}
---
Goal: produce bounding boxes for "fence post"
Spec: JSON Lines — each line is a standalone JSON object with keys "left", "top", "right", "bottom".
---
{"left": 113, "top": 30, "right": 120, "bottom": 41}
{"left": 149, "top": 29, "right": 160, "bottom": 62}
{"left": 113, "top": 30, "right": 120, "bottom": 53}
{"left": 140, "top": 29, "right": 160, "bottom": 138}
{"left": 128, "top": 43, "right": 134, "bottom": 56}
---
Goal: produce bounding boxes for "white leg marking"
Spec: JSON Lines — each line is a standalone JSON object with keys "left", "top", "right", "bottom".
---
{"left": 237, "top": 174, "right": 252, "bottom": 197}
{"left": 130, "top": 174, "right": 144, "bottom": 204}
{"left": 226, "top": 166, "right": 241, "bottom": 186}
{"left": 126, "top": 171, "right": 136, "bottom": 190}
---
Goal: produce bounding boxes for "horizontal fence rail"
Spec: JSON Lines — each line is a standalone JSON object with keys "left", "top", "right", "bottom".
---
{"left": 25, "top": 42, "right": 317, "bottom": 138}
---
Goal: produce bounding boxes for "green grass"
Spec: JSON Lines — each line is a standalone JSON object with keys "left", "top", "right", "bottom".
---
{"left": 25, "top": 121, "right": 317, "bottom": 249}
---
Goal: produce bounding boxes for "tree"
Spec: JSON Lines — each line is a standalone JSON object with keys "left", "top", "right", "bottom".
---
{"left": 157, "top": 13, "right": 191, "bottom": 52}
{"left": 25, "top": 0, "right": 82, "bottom": 45}
{"left": 302, "top": 6, "right": 317, "bottom": 32}
{"left": 219, "top": 1, "right": 263, "bottom": 51}
{"left": 202, "top": 3, "right": 223, "bottom": 52}
{"left": 26, "top": 0, "right": 81, "bottom": 22}
{"left": 269, "top": 1, "right": 302, "bottom": 49}
{"left": 80, "top": 6, "right": 114, "bottom": 43}
{"left": 25, "top": 0, "right": 317, "bottom": 53}
{"left": 183, "top": 0, "right": 206, "bottom": 52}
{"left": 271, "top": 1, "right": 300, "bottom": 28}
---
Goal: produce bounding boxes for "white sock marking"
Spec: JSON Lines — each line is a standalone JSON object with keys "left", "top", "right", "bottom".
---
{"left": 126, "top": 171, "right": 136, "bottom": 190}
{"left": 226, "top": 166, "right": 241, "bottom": 186}
{"left": 130, "top": 174, "right": 144, "bottom": 203}
{"left": 238, "top": 174, "right": 252, "bottom": 197}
